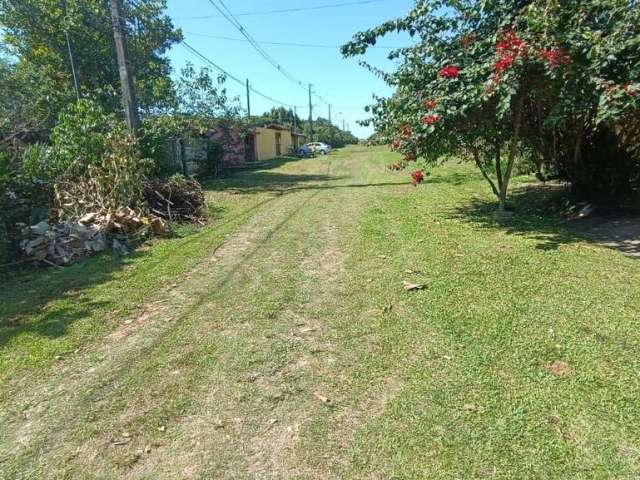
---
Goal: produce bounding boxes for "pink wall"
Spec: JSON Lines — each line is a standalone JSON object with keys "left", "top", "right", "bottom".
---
{"left": 207, "top": 126, "right": 253, "bottom": 167}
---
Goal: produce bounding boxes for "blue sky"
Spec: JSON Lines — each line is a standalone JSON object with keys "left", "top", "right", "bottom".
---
{"left": 165, "top": 0, "right": 416, "bottom": 138}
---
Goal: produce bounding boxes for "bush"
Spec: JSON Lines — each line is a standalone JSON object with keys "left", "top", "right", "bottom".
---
{"left": 49, "top": 99, "right": 152, "bottom": 219}
{"left": 0, "top": 151, "right": 50, "bottom": 264}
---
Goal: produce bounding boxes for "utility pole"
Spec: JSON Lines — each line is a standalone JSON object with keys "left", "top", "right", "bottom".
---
{"left": 293, "top": 106, "right": 298, "bottom": 131}
{"left": 308, "top": 83, "right": 314, "bottom": 141}
{"left": 62, "top": 0, "right": 80, "bottom": 100}
{"left": 328, "top": 104, "right": 332, "bottom": 125}
{"left": 110, "top": 0, "right": 139, "bottom": 132}
{"left": 246, "top": 79, "right": 251, "bottom": 118}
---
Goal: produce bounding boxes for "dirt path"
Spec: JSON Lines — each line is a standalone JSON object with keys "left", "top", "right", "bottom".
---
{"left": 1, "top": 148, "right": 409, "bottom": 479}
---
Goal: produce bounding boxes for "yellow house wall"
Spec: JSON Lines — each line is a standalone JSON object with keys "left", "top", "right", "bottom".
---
{"left": 254, "top": 127, "right": 302, "bottom": 161}
{"left": 255, "top": 127, "right": 276, "bottom": 161}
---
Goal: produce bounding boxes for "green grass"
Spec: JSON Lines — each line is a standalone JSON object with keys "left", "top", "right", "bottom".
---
{"left": 1, "top": 146, "right": 639, "bottom": 479}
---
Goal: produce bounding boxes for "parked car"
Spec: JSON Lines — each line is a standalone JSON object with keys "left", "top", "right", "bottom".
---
{"left": 307, "top": 142, "right": 332, "bottom": 155}
{"left": 296, "top": 144, "right": 314, "bottom": 157}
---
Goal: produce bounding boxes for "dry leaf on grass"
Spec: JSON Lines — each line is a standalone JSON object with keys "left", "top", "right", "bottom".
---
{"left": 402, "top": 281, "right": 425, "bottom": 291}
{"left": 111, "top": 437, "right": 131, "bottom": 446}
{"left": 314, "top": 392, "right": 330, "bottom": 403}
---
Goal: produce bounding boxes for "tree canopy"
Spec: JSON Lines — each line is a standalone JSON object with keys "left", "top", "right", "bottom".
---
{"left": 0, "top": 0, "right": 182, "bottom": 136}
{"left": 343, "top": 0, "right": 640, "bottom": 207}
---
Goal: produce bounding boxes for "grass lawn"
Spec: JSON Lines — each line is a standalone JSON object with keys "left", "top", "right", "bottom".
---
{"left": 1, "top": 145, "right": 639, "bottom": 479}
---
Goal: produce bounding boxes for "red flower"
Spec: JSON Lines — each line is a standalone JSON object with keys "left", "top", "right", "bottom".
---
{"left": 494, "top": 55, "right": 515, "bottom": 74}
{"left": 496, "top": 30, "right": 525, "bottom": 54}
{"left": 540, "top": 48, "right": 570, "bottom": 67}
{"left": 390, "top": 139, "right": 401, "bottom": 151}
{"left": 423, "top": 99, "right": 438, "bottom": 110}
{"left": 492, "top": 30, "right": 526, "bottom": 83}
{"left": 438, "top": 65, "right": 459, "bottom": 79}
{"left": 411, "top": 170, "right": 425, "bottom": 187}
{"left": 422, "top": 114, "right": 441, "bottom": 125}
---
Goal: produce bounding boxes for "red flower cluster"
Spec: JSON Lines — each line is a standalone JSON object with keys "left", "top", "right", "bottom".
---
{"left": 390, "top": 139, "right": 401, "bottom": 150}
{"left": 493, "top": 30, "right": 527, "bottom": 83}
{"left": 423, "top": 99, "right": 438, "bottom": 110}
{"left": 438, "top": 65, "right": 459, "bottom": 79}
{"left": 540, "top": 48, "right": 570, "bottom": 68}
{"left": 496, "top": 30, "right": 525, "bottom": 55}
{"left": 494, "top": 55, "right": 515, "bottom": 74}
{"left": 411, "top": 170, "right": 425, "bottom": 187}
{"left": 422, "top": 114, "right": 441, "bottom": 125}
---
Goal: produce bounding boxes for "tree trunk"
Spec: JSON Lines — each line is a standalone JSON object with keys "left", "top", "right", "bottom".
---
{"left": 497, "top": 96, "right": 525, "bottom": 213}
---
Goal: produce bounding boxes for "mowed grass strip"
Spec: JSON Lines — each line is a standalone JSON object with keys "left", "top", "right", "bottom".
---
{"left": 295, "top": 154, "right": 640, "bottom": 479}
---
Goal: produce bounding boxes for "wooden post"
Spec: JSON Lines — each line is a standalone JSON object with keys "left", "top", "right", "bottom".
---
{"left": 308, "top": 83, "right": 313, "bottom": 141}
{"left": 62, "top": 0, "right": 80, "bottom": 100}
{"left": 110, "top": 0, "right": 140, "bottom": 132}
{"left": 246, "top": 79, "right": 251, "bottom": 118}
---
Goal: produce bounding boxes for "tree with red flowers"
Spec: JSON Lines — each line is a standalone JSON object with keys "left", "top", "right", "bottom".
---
{"left": 342, "top": 0, "right": 640, "bottom": 208}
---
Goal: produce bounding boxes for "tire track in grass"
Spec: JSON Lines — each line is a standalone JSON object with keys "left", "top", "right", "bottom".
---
{"left": 0, "top": 185, "right": 324, "bottom": 478}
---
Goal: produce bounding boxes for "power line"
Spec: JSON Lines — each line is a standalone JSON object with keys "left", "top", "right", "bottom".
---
{"left": 180, "top": 40, "right": 303, "bottom": 108}
{"left": 204, "top": 0, "right": 337, "bottom": 110}
{"left": 205, "top": 0, "right": 307, "bottom": 91}
{"left": 183, "top": 32, "right": 407, "bottom": 50}
{"left": 174, "top": 0, "right": 384, "bottom": 20}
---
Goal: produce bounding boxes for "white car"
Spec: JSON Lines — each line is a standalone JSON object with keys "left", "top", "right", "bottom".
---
{"left": 306, "top": 142, "right": 332, "bottom": 155}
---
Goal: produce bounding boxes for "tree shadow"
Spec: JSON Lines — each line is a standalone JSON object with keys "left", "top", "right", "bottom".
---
{"left": 0, "top": 250, "right": 148, "bottom": 349}
{"left": 570, "top": 213, "right": 640, "bottom": 258}
{"left": 450, "top": 182, "right": 593, "bottom": 251}
{"left": 207, "top": 171, "right": 344, "bottom": 194}
{"left": 427, "top": 170, "right": 478, "bottom": 186}
{"left": 233, "top": 155, "right": 304, "bottom": 172}
{"left": 452, "top": 181, "right": 640, "bottom": 257}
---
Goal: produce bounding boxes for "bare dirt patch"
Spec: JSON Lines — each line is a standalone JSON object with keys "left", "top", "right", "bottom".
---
{"left": 548, "top": 360, "right": 571, "bottom": 377}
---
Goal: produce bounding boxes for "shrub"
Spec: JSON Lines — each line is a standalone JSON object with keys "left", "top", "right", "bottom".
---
{"left": 0, "top": 150, "right": 50, "bottom": 264}
{"left": 49, "top": 99, "right": 152, "bottom": 219}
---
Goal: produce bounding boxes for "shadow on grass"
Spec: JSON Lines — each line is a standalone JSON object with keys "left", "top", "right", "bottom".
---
{"left": 209, "top": 171, "right": 343, "bottom": 194}
{"left": 427, "top": 170, "right": 478, "bottom": 186}
{"left": 0, "top": 251, "right": 146, "bottom": 349}
{"left": 451, "top": 182, "right": 590, "bottom": 251}
{"left": 452, "top": 181, "right": 640, "bottom": 257}
{"left": 206, "top": 166, "right": 409, "bottom": 195}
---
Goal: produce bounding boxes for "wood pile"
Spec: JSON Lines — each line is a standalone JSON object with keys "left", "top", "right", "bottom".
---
{"left": 20, "top": 208, "right": 168, "bottom": 266}
{"left": 144, "top": 177, "right": 205, "bottom": 223}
